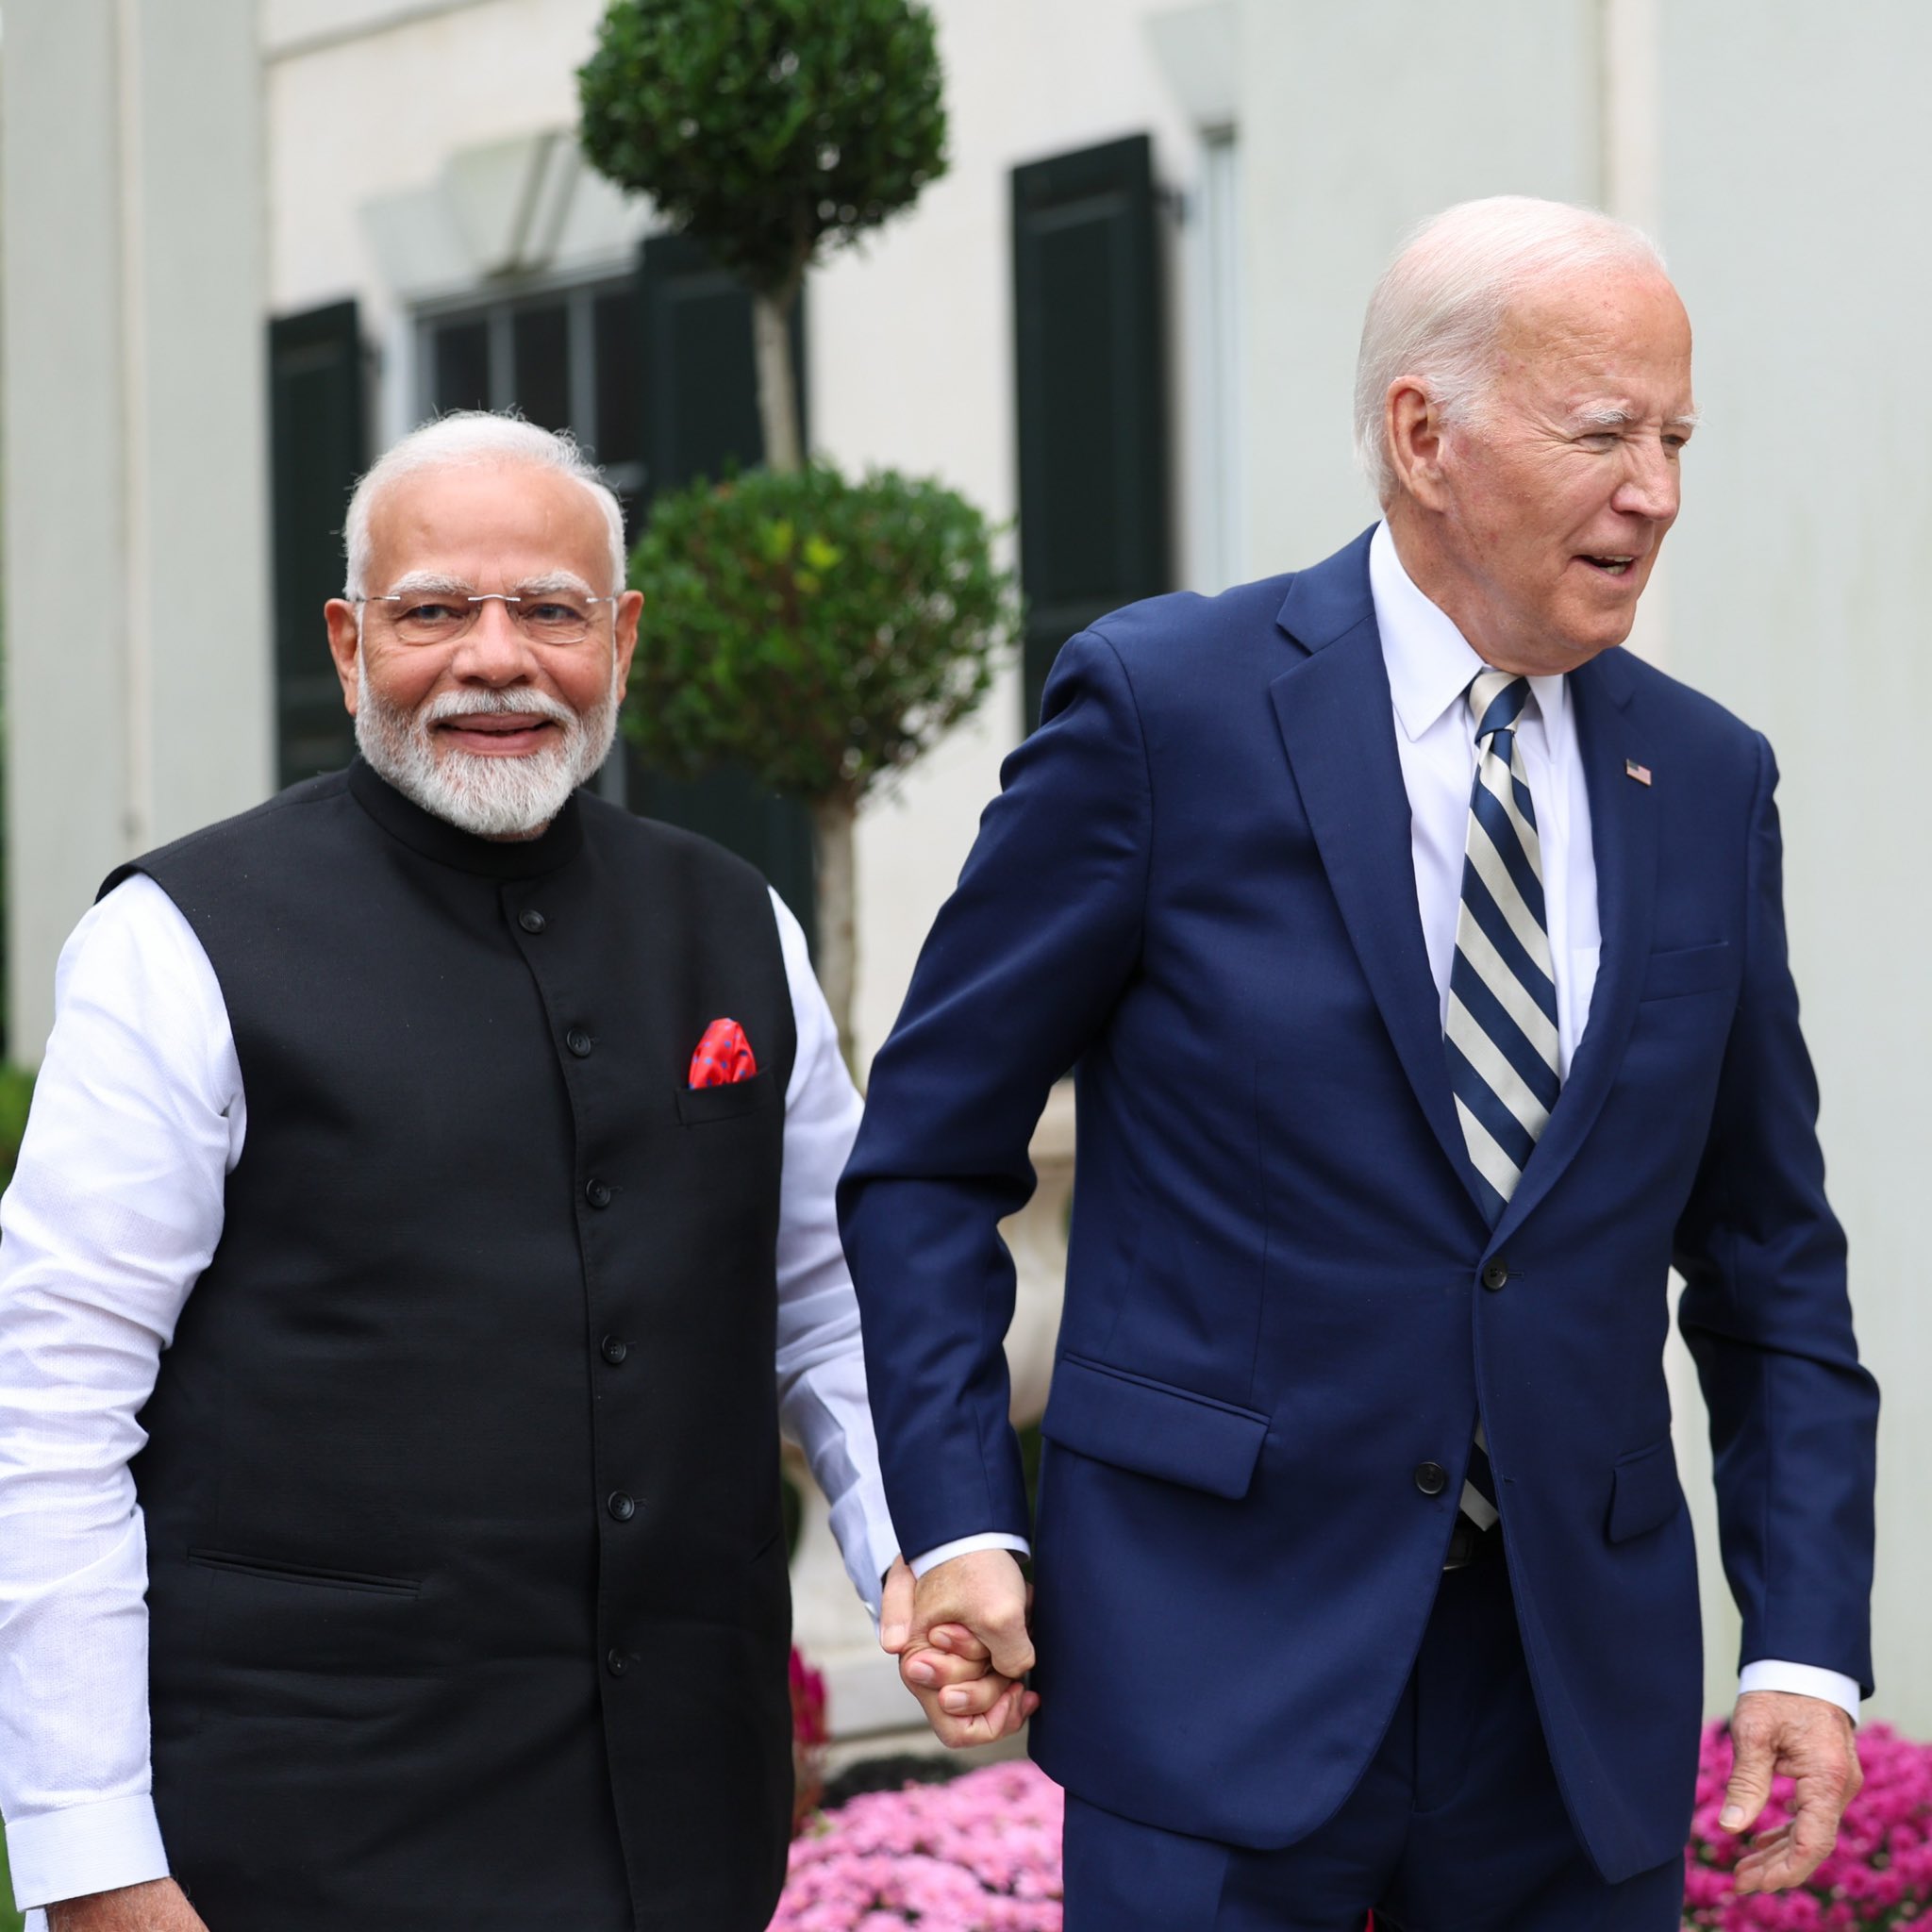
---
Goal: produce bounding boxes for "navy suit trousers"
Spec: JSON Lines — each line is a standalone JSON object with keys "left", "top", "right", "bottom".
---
{"left": 1062, "top": 1546, "right": 1686, "bottom": 1932}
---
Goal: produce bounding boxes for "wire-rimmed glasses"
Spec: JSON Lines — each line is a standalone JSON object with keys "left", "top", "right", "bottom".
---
{"left": 358, "top": 579, "right": 614, "bottom": 647}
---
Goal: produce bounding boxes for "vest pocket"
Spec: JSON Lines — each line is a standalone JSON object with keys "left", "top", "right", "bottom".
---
{"left": 187, "top": 1547, "right": 421, "bottom": 1597}
{"left": 675, "top": 1068, "right": 778, "bottom": 1124}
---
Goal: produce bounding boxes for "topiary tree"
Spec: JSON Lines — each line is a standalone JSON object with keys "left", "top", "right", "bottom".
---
{"left": 624, "top": 464, "right": 1019, "bottom": 1058}
{"left": 577, "top": 0, "right": 946, "bottom": 474}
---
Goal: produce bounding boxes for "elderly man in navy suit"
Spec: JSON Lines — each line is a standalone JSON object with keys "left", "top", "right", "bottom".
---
{"left": 843, "top": 197, "right": 1877, "bottom": 1928}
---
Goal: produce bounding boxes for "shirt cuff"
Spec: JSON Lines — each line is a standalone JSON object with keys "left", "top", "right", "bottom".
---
{"left": 909, "top": 1533, "right": 1032, "bottom": 1579}
{"left": 5, "top": 1793, "right": 169, "bottom": 1909}
{"left": 1739, "top": 1659, "right": 1862, "bottom": 1724}
{"left": 826, "top": 1468, "right": 902, "bottom": 1622}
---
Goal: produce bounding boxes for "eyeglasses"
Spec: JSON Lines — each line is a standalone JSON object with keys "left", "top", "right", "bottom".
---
{"left": 358, "top": 586, "right": 613, "bottom": 647}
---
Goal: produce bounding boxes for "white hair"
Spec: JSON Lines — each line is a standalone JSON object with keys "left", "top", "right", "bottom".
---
{"left": 342, "top": 411, "right": 626, "bottom": 597}
{"left": 354, "top": 649, "right": 622, "bottom": 840}
{"left": 1354, "top": 196, "right": 1670, "bottom": 504}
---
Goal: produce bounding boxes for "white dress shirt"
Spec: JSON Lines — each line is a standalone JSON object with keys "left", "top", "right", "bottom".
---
{"left": 919, "top": 527, "right": 1858, "bottom": 1727}
{"left": 0, "top": 873, "right": 900, "bottom": 1915}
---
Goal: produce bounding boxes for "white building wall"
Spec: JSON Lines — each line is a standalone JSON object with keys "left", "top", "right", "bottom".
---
{"left": 1237, "top": 0, "right": 1605, "bottom": 570}
{"left": 1657, "top": 0, "right": 1932, "bottom": 1733}
{"left": 3, "top": 0, "right": 271, "bottom": 1062}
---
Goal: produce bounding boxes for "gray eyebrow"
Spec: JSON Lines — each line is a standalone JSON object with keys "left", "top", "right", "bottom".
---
{"left": 375, "top": 571, "right": 603, "bottom": 600}
{"left": 511, "top": 572, "right": 600, "bottom": 599}
{"left": 1573, "top": 405, "right": 1702, "bottom": 432}
{"left": 378, "top": 571, "right": 471, "bottom": 599}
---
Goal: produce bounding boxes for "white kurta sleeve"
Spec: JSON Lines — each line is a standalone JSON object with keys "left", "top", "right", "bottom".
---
{"left": 0, "top": 875, "right": 242, "bottom": 1910}
{"left": 767, "top": 890, "right": 899, "bottom": 1615}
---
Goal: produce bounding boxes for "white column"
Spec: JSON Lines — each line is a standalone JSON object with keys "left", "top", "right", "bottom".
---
{"left": 2, "top": 0, "right": 271, "bottom": 1063}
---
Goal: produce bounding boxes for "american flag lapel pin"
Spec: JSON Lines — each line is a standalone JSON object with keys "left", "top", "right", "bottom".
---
{"left": 1624, "top": 758, "right": 1653, "bottom": 787}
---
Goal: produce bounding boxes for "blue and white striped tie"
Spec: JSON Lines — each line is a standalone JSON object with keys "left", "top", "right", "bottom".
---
{"left": 1445, "top": 670, "right": 1561, "bottom": 1532}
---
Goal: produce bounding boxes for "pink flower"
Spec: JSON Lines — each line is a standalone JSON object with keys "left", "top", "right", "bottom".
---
{"left": 774, "top": 1761, "right": 1065, "bottom": 1931}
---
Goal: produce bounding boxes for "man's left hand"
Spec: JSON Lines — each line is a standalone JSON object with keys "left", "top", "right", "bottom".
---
{"left": 1721, "top": 1690, "right": 1862, "bottom": 1893}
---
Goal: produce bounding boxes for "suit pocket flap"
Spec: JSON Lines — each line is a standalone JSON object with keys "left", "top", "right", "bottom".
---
{"left": 1041, "top": 1355, "right": 1269, "bottom": 1500}
{"left": 1607, "top": 1438, "right": 1684, "bottom": 1543}
{"left": 1640, "top": 941, "right": 1735, "bottom": 1001}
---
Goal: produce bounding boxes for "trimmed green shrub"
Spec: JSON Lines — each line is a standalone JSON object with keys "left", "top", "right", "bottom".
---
{"left": 625, "top": 464, "right": 1018, "bottom": 1053}
{"left": 578, "top": 0, "right": 945, "bottom": 303}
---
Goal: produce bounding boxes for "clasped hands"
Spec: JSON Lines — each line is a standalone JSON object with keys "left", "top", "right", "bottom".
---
{"left": 880, "top": 1549, "right": 1037, "bottom": 1747}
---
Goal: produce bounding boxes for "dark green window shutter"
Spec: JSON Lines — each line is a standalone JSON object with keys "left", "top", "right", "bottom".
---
{"left": 629, "top": 232, "right": 815, "bottom": 945}
{"left": 269, "top": 301, "right": 366, "bottom": 787}
{"left": 1012, "top": 134, "right": 1172, "bottom": 728}
{"left": 635, "top": 231, "right": 807, "bottom": 506}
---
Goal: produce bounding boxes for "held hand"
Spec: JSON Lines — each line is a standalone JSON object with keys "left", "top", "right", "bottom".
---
{"left": 900, "top": 1624, "right": 1039, "bottom": 1746}
{"left": 905, "top": 1549, "right": 1035, "bottom": 1678}
{"left": 47, "top": 1878, "right": 208, "bottom": 1932}
{"left": 1721, "top": 1690, "right": 1863, "bottom": 1894}
{"left": 878, "top": 1550, "right": 1039, "bottom": 1748}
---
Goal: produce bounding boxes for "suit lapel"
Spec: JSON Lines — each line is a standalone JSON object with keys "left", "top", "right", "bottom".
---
{"left": 1270, "top": 541, "right": 1490, "bottom": 1218}
{"left": 1490, "top": 647, "right": 1657, "bottom": 1248}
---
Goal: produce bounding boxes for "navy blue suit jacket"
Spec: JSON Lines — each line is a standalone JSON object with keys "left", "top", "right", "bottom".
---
{"left": 839, "top": 531, "right": 1877, "bottom": 1882}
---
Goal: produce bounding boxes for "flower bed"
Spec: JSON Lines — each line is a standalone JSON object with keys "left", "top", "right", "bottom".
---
{"left": 773, "top": 1721, "right": 1932, "bottom": 1930}
{"left": 774, "top": 1759, "right": 1063, "bottom": 1930}
{"left": 1685, "top": 1720, "right": 1932, "bottom": 1927}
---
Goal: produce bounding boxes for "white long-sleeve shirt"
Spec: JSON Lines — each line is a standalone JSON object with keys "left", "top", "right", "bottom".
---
{"left": 0, "top": 873, "right": 899, "bottom": 1915}
{"left": 917, "top": 525, "right": 1857, "bottom": 1727}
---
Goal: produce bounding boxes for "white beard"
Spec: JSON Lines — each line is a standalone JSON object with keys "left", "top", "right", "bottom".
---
{"left": 354, "top": 654, "right": 620, "bottom": 840}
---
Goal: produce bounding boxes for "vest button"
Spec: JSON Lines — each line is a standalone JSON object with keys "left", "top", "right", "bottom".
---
{"left": 566, "top": 1026, "right": 594, "bottom": 1058}
{"left": 606, "top": 1648, "right": 627, "bottom": 1677}
{"left": 600, "top": 1335, "right": 628, "bottom": 1365}
{"left": 1414, "top": 1461, "right": 1448, "bottom": 1497}
{"left": 608, "top": 1491, "right": 637, "bottom": 1522}
{"left": 585, "top": 1178, "right": 612, "bottom": 1208}
{"left": 519, "top": 909, "right": 547, "bottom": 934}
{"left": 1482, "top": 1259, "right": 1509, "bottom": 1291}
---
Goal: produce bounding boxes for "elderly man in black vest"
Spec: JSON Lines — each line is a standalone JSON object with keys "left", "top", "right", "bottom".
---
{"left": 0, "top": 414, "right": 902, "bottom": 1931}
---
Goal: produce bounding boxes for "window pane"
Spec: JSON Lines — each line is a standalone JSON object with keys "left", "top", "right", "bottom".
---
{"left": 593, "top": 286, "right": 641, "bottom": 470}
{"left": 433, "top": 320, "right": 491, "bottom": 415}
{"left": 512, "top": 302, "right": 571, "bottom": 432}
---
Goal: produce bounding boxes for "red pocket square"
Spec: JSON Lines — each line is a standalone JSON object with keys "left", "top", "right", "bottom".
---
{"left": 689, "top": 1019, "right": 758, "bottom": 1089}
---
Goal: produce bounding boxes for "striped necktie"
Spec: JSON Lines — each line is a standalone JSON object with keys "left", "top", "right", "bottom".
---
{"left": 1444, "top": 670, "right": 1561, "bottom": 1532}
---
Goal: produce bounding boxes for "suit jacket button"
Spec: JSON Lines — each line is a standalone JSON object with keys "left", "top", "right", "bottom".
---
{"left": 519, "top": 909, "right": 547, "bottom": 934}
{"left": 600, "top": 1335, "right": 628, "bottom": 1365}
{"left": 608, "top": 1491, "right": 637, "bottom": 1522}
{"left": 607, "top": 1648, "right": 627, "bottom": 1677}
{"left": 566, "top": 1026, "right": 594, "bottom": 1058}
{"left": 1482, "top": 1259, "right": 1509, "bottom": 1291}
{"left": 1414, "top": 1461, "right": 1448, "bottom": 1497}
{"left": 586, "top": 1179, "right": 612, "bottom": 1208}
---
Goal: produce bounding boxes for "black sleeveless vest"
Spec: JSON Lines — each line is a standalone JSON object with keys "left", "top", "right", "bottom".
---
{"left": 107, "top": 761, "right": 799, "bottom": 1932}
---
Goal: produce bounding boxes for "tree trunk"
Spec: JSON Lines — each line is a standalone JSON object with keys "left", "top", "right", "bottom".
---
{"left": 809, "top": 792, "right": 857, "bottom": 1072}
{"left": 752, "top": 288, "right": 804, "bottom": 475}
